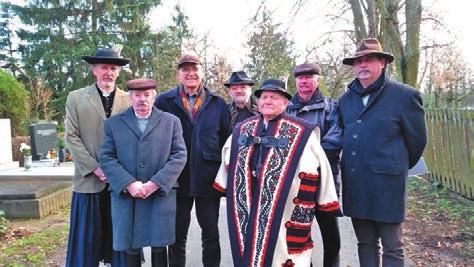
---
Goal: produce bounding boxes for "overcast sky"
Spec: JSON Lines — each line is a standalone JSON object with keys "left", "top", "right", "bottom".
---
{"left": 149, "top": 0, "right": 474, "bottom": 69}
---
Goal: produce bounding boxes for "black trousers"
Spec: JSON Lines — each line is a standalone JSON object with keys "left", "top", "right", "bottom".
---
{"left": 315, "top": 214, "right": 340, "bottom": 267}
{"left": 169, "top": 197, "right": 221, "bottom": 267}
{"left": 352, "top": 218, "right": 404, "bottom": 267}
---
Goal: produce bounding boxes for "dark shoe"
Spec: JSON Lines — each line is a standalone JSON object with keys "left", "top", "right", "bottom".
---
{"left": 152, "top": 247, "right": 168, "bottom": 267}
{"left": 125, "top": 252, "right": 141, "bottom": 267}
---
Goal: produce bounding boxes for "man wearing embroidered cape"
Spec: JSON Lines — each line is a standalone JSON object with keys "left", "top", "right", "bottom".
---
{"left": 213, "top": 79, "right": 341, "bottom": 267}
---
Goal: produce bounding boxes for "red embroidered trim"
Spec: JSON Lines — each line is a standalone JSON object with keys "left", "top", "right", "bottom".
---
{"left": 284, "top": 221, "right": 311, "bottom": 230}
{"left": 286, "top": 233, "right": 311, "bottom": 243}
{"left": 282, "top": 259, "right": 295, "bottom": 267}
{"left": 212, "top": 182, "right": 225, "bottom": 193}
{"left": 299, "top": 184, "right": 317, "bottom": 192}
{"left": 318, "top": 201, "right": 340, "bottom": 211}
{"left": 288, "top": 242, "right": 314, "bottom": 254}
{"left": 225, "top": 164, "right": 229, "bottom": 170}
{"left": 293, "top": 198, "right": 316, "bottom": 208}
{"left": 298, "top": 172, "right": 319, "bottom": 180}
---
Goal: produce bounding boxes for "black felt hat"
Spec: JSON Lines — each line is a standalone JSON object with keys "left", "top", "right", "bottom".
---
{"left": 254, "top": 79, "right": 292, "bottom": 100}
{"left": 224, "top": 71, "right": 254, "bottom": 87}
{"left": 82, "top": 46, "right": 130, "bottom": 66}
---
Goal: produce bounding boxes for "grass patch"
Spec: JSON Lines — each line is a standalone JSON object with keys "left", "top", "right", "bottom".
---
{"left": 0, "top": 206, "right": 70, "bottom": 266}
{"left": 407, "top": 175, "right": 474, "bottom": 260}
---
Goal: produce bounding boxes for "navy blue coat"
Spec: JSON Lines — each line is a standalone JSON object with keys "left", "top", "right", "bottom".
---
{"left": 338, "top": 78, "right": 427, "bottom": 223}
{"left": 99, "top": 107, "right": 187, "bottom": 250}
{"left": 287, "top": 90, "right": 342, "bottom": 190}
{"left": 155, "top": 86, "right": 231, "bottom": 197}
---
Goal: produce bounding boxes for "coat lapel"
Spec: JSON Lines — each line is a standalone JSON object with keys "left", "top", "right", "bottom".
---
{"left": 112, "top": 88, "right": 129, "bottom": 115}
{"left": 141, "top": 107, "right": 162, "bottom": 139}
{"left": 121, "top": 107, "right": 142, "bottom": 138}
{"left": 85, "top": 85, "right": 106, "bottom": 119}
{"left": 359, "top": 81, "right": 386, "bottom": 117}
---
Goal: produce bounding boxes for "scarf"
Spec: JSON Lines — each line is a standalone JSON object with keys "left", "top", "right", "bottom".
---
{"left": 349, "top": 70, "right": 386, "bottom": 97}
{"left": 179, "top": 84, "right": 206, "bottom": 119}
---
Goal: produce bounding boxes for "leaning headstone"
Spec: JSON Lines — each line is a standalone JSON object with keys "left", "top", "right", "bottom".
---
{"left": 29, "top": 123, "right": 57, "bottom": 160}
{"left": 0, "top": 119, "right": 19, "bottom": 171}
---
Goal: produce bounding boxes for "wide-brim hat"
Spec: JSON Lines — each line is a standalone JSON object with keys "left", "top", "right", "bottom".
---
{"left": 82, "top": 46, "right": 130, "bottom": 66}
{"left": 127, "top": 78, "right": 157, "bottom": 91}
{"left": 342, "top": 38, "right": 394, "bottom": 66}
{"left": 293, "top": 63, "right": 320, "bottom": 77}
{"left": 254, "top": 78, "right": 292, "bottom": 100}
{"left": 224, "top": 71, "right": 254, "bottom": 87}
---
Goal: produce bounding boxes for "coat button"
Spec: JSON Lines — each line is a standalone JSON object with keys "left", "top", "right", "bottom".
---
{"left": 351, "top": 151, "right": 356, "bottom": 156}
{"left": 351, "top": 168, "right": 356, "bottom": 172}
{"left": 353, "top": 134, "right": 358, "bottom": 139}
{"left": 139, "top": 163, "right": 145, "bottom": 168}
{"left": 357, "top": 119, "right": 362, "bottom": 123}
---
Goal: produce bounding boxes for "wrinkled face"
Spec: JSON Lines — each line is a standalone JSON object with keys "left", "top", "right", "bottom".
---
{"left": 229, "top": 84, "right": 252, "bottom": 105}
{"left": 352, "top": 55, "right": 385, "bottom": 87}
{"left": 295, "top": 74, "right": 318, "bottom": 101}
{"left": 258, "top": 91, "right": 288, "bottom": 120}
{"left": 129, "top": 89, "right": 156, "bottom": 115}
{"left": 92, "top": 64, "right": 121, "bottom": 91}
{"left": 177, "top": 63, "right": 204, "bottom": 90}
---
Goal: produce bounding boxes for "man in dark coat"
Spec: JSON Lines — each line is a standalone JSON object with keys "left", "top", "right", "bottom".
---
{"left": 65, "top": 46, "right": 130, "bottom": 267}
{"left": 287, "top": 63, "right": 342, "bottom": 267}
{"left": 154, "top": 54, "right": 231, "bottom": 267}
{"left": 224, "top": 70, "right": 259, "bottom": 129}
{"left": 338, "top": 38, "right": 427, "bottom": 267}
{"left": 100, "top": 78, "right": 187, "bottom": 267}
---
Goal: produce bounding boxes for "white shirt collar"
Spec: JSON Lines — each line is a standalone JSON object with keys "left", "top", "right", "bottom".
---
{"left": 134, "top": 109, "right": 152, "bottom": 119}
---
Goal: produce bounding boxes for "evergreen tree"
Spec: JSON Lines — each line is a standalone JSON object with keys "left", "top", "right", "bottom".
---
{"left": 245, "top": 9, "right": 296, "bottom": 93}
{"left": 3, "top": 0, "right": 163, "bottom": 121}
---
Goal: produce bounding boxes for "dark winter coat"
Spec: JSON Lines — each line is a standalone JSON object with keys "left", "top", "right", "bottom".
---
{"left": 155, "top": 85, "right": 231, "bottom": 197}
{"left": 99, "top": 107, "right": 187, "bottom": 250}
{"left": 338, "top": 76, "right": 427, "bottom": 223}
{"left": 287, "top": 90, "right": 342, "bottom": 183}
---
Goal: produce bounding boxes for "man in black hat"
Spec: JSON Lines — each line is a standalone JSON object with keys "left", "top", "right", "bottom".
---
{"left": 213, "top": 79, "right": 341, "bottom": 267}
{"left": 224, "top": 70, "right": 259, "bottom": 129}
{"left": 338, "top": 38, "right": 427, "bottom": 266}
{"left": 65, "top": 46, "right": 130, "bottom": 266}
{"left": 100, "top": 78, "right": 187, "bottom": 267}
{"left": 287, "top": 63, "right": 342, "bottom": 267}
{"left": 155, "top": 54, "right": 231, "bottom": 267}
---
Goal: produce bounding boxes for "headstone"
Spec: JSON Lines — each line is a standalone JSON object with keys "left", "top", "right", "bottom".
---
{"left": 29, "top": 123, "right": 57, "bottom": 160}
{"left": 0, "top": 119, "right": 18, "bottom": 171}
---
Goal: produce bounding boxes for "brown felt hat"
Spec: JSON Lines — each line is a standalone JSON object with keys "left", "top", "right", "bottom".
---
{"left": 343, "top": 38, "right": 394, "bottom": 66}
{"left": 126, "top": 78, "right": 157, "bottom": 91}
{"left": 177, "top": 54, "right": 202, "bottom": 69}
{"left": 293, "top": 63, "right": 320, "bottom": 77}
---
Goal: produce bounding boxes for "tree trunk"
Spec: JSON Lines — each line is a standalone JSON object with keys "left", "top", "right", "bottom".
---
{"left": 349, "top": 0, "right": 367, "bottom": 42}
{"left": 404, "top": 0, "right": 421, "bottom": 87}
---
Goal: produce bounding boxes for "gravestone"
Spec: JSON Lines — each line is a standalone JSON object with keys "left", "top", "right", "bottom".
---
{"left": 29, "top": 123, "right": 57, "bottom": 160}
{"left": 0, "top": 119, "right": 18, "bottom": 171}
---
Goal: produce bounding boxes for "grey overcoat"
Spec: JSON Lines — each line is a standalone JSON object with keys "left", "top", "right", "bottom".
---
{"left": 99, "top": 106, "right": 187, "bottom": 250}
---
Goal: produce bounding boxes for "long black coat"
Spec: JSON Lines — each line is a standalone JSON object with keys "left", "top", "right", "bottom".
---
{"left": 338, "top": 78, "right": 427, "bottom": 223}
{"left": 155, "top": 86, "right": 231, "bottom": 197}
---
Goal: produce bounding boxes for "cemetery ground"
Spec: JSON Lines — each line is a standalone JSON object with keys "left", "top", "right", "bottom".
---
{"left": 0, "top": 176, "right": 473, "bottom": 266}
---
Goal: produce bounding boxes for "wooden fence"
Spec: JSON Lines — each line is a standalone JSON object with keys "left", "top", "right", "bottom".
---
{"left": 424, "top": 108, "right": 474, "bottom": 199}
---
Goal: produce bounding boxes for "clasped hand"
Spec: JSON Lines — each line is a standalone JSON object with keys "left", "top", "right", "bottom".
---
{"left": 126, "top": 181, "right": 159, "bottom": 199}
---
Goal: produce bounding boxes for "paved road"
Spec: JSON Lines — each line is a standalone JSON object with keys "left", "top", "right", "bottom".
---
{"left": 132, "top": 198, "right": 361, "bottom": 267}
